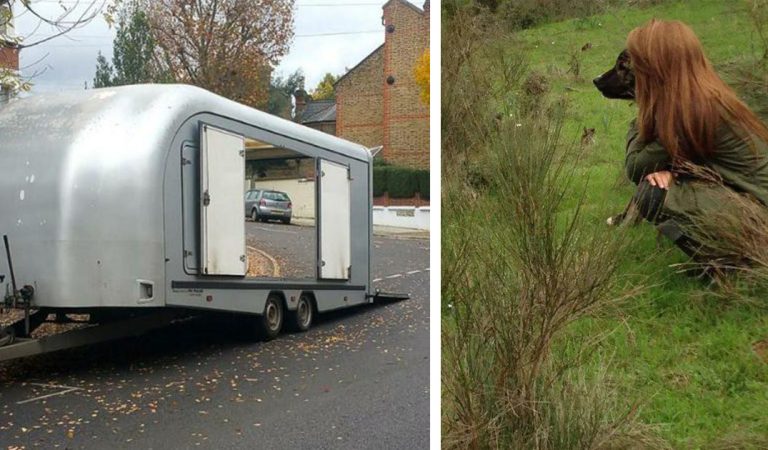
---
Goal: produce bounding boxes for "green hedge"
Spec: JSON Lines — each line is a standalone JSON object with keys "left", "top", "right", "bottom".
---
{"left": 373, "top": 166, "right": 389, "bottom": 197}
{"left": 372, "top": 165, "right": 429, "bottom": 199}
{"left": 416, "top": 170, "right": 430, "bottom": 200}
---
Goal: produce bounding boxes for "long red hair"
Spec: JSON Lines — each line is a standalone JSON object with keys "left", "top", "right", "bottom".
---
{"left": 627, "top": 19, "right": 768, "bottom": 161}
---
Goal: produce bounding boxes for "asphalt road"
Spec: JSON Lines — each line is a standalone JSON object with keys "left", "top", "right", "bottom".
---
{"left": 245, "top": 220, "right": 317, "bottom": 279}
{"left": 0, "top": 233, "right": 430, "bottom": 449}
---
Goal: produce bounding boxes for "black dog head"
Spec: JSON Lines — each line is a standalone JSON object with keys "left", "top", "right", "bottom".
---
{"left": 593, "top": 49, "right": 635, "bottom": 100}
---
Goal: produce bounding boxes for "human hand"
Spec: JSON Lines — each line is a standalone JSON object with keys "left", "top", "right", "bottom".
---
{"left": 645, "top": 170, "right": 674, "bottom": 190}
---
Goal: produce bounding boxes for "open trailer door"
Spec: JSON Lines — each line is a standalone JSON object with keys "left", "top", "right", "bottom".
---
{"left": 319, "top": 159, "right": 351, "bottom": 280}
{"left": 200, "top": 124, "right": 246, "bottom": 276}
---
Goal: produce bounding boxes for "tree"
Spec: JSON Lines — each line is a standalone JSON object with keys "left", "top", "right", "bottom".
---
{"left": 414, "top": 48, "right": 429, "bottom": 105}
{"left": 311, "top": 72, "right": 339, "bottom": 100}
{"left": 93, "top": 51, "right": 114, "bottom": 88}
{"left": 1, "top": 0, "right": 105, "bottom": 94}
{"left": 268, "top": 69, "right": 304, "bottom": 119}
{"left": 112, "top": 3, "right": 157, "bottom": 85}
{"left": 92, "top": 1, "right": 162, "bottom": 88}
{"left": 147, "top": 0, "right": 295, "bottom": 109}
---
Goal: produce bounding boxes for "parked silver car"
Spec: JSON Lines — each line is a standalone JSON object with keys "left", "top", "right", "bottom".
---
{"left": 245, "top": 189, "right": 293, "bottom": 224}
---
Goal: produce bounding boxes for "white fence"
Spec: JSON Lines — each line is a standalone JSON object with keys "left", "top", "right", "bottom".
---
{"left": 247, "top": 179, "right": 430, "bottom": 230}
{"left": 372, "top": 206, "right": 430, "bottom": 231}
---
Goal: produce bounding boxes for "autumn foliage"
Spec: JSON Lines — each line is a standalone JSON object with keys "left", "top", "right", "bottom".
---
{"left": 414, "top": 48, "right": 429, "bottom": 105}
{"left": 148, "top": 0, "right": 295, "bottom": 109}
{"left": 311, "top": 72, "right": 340, "bottom": 100}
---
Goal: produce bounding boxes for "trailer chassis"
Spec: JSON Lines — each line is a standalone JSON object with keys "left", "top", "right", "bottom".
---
{"left": 0, "top": 309, "right": 193, "bottom": 362}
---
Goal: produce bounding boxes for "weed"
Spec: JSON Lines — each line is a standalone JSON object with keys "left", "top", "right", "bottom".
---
{"left": 442, "top": 9, "right": 662, "bottom": 449}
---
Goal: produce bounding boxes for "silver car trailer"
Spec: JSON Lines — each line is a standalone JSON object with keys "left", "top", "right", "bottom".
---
{"left": 0, "top": 85, "right": 404, "bottom": 361}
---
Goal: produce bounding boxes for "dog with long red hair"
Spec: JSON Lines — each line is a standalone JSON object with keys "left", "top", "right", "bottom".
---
{"left": 600, "top": 19, "right": 768, "bottom": 265}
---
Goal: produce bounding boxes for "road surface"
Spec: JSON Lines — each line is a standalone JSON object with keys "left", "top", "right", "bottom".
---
{"left": 0, "top": 231, "right": 429, "bottom": 449}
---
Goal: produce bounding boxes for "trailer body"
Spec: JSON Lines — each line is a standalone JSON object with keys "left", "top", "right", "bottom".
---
{"left": 0, "top": 85, "right": 374, "bottom": 318}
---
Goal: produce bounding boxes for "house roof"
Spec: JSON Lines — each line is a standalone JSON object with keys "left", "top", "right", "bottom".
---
{"left": 333, "top": 44, "right": 384, "bottom": 88}
{"left": 298, "top": 99, "right": 336, "bottom": 124}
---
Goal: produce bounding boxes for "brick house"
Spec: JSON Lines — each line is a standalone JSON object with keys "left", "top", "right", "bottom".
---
{"left": 334, "top": 0, "right": 429, "bottom": 169}
{"left": 0, "top": 1, "right": 17, "bottom": 71}
{"left": 293, "top": 89, "right": 336, "bottom": 136}
{"left": 0, "top": 45, "right": 17, "bottom": 72}
{"left": 0, "top": 1, "right": 19, "bottom": 102}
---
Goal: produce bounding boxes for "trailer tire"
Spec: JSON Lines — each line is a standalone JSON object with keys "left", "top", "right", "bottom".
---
{"left": 258, "top": 294, "right": 284, "bottom": 341}
{"left": 288, "top": 294, "right": 313, "bottom": 332}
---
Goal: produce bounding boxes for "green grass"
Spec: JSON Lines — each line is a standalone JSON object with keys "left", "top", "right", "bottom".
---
{"left": 498, "top": 1, "right": 768, "bottom": 446}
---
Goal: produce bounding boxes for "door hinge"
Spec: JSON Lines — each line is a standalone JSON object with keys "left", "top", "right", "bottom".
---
{"left": 184, "top": 250, "right": 193, "bottom": 257}
{"left": 240, "top": 255, "right": 246, "bottom": 262}
{"left": 202, "top": 191, "right": 211, "bottom": 206}
{"left": 239, "top": 150, "right": 245, "bottom": 157}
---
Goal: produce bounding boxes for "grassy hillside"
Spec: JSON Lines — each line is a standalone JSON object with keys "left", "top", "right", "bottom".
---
{"left": 442, "top": 0, "right": 768, "bottom": 447}
{"left": 518, "top": 1, "right": 768, "bottom": 446}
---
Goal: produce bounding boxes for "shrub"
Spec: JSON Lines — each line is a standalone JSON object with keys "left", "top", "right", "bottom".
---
{"left": 386, "top": 166, "right": 418, "bottom": 198}
{"left": 416, "top": 169, "right": 430, "bottom": 200}
{"left": 447, "top": 0, "right": 671, "bottom": 31}
{"left": 372, "top": 164, "right": 429, "bottom": 199}
{"left": 372, "top": 165, "right": 389, "bottom": 197}
{"left": 441, "top": 8, "right": 665, "bottom": 448}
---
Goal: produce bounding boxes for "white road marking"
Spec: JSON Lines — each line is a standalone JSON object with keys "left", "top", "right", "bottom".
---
{"left": 251, "top": 225, "right": 297, "bottom": 235}
{"left": 247, "top": 246, "right": 281, "bottom": 277}
{"left": 373, "top": 268, "right": 429, "bottom": 283}
{"left": 17, "top": 383, "right": 82, "bottom": 405}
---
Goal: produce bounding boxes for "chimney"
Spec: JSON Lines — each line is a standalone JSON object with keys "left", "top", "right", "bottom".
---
{"left": 423, "top": 0, "right": 430, "bottom": 12}
{"left": 293, "top": 88, "right": 309, "bottom": 122}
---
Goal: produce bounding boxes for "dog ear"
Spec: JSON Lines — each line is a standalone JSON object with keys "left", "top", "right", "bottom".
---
{"left": 618, "top": 49, "right": 632, "bottom": 70}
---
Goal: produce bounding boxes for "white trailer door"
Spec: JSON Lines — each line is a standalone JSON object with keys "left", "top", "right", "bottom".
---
{"left": 319, "top": 160, "right": 351, "bottom": 280}
{"left": 200, "top": 124, "right": 246, "bottom": 276}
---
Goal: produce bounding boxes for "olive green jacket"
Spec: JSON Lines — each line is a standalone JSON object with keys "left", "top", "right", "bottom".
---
{"left": 625, "top": 119, "right": 768, "bottom": 222}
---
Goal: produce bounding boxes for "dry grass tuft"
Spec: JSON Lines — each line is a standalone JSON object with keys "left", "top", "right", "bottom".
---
{"left": 441, "top": 7, "right": 665, "bottom": 449}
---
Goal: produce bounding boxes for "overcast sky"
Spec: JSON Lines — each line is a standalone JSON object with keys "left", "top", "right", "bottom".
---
{"left": 13, "top": 0, "right": 423, "bottom": 95}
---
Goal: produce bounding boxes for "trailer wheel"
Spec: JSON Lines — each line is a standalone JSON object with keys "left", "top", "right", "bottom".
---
{"left": 288, "top": 294, "right": 313, "bottom": 332}
{"left": 258, "top": 294, "right": 284, "bottom": 340}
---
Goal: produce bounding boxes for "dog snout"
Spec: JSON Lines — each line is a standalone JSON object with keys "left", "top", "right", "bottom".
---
{"left": 593, "top": 76, "right": 602, "bottom": 86}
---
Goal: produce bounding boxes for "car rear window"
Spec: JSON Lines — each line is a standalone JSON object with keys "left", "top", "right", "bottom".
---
{"left": 264, "top": 191, "right": 290, "bottom": 201}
